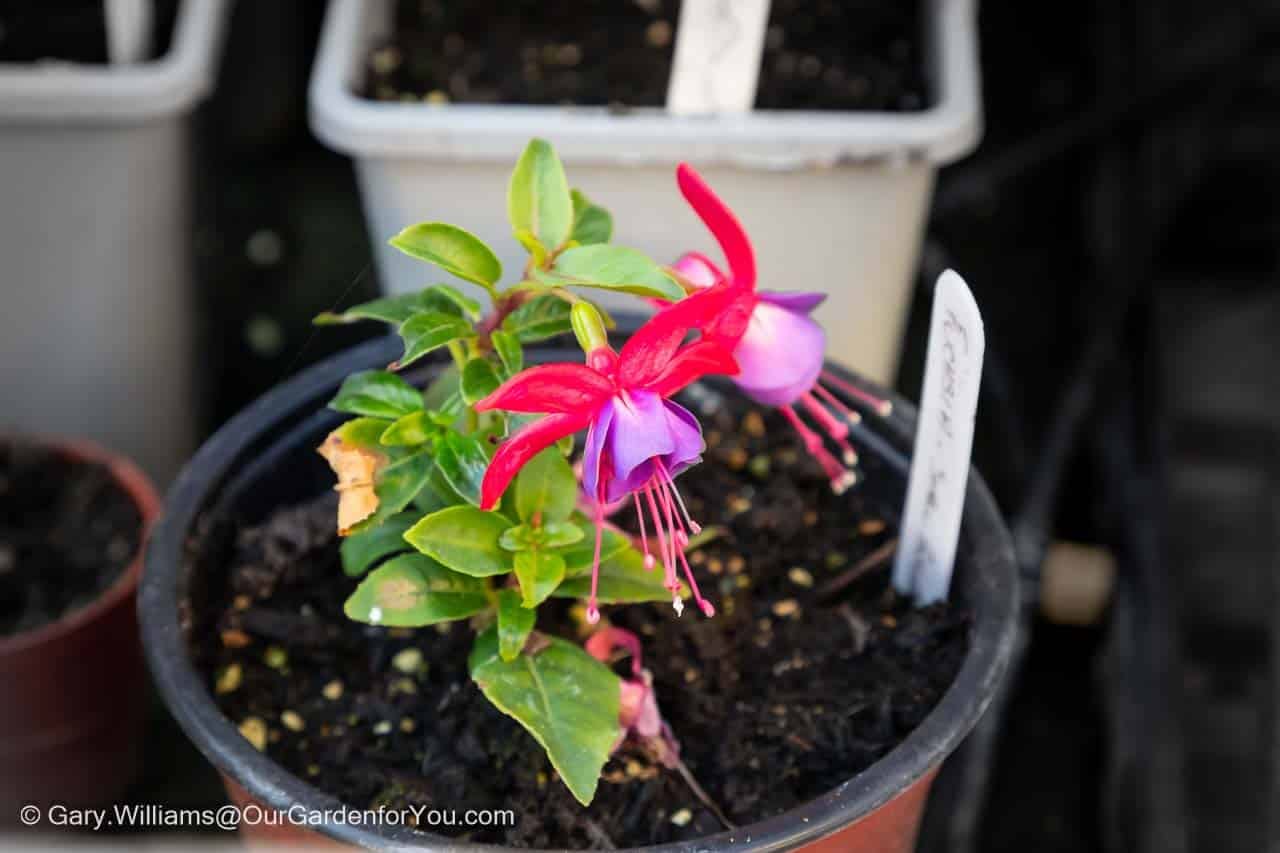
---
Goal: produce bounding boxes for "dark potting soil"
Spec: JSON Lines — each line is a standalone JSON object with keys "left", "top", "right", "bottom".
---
{"left": 0, "top": 0, "right": 179, "bottom": 64}
{"left": 0, "top": 441, "right": 142, "bottom": 637}
{"left": 363, "top": 0, "right": 927, "bottom": 112}
{"left": 191, "top": 396, "right": 968, "bottom": 848}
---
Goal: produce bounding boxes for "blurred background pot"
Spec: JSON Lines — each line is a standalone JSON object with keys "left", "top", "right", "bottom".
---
{"left": 308, "top": 0, "right": 982, "bottom": 385}
{"left": 0, "top": 438, "right": 160, "bottom": 820}
{"left": 0, "top": 0, "right": 228, "bottom": 484}
{"left": 139, "top": 334, "right": 1018, "bottom": 850}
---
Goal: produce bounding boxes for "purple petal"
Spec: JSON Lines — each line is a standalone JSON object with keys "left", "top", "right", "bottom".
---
{"left": 732, "top": 301, "right": 825, "bottom": 406}
{"left": 606, "top": 390, "right": 676, "bottom": 500}
{"left": 758, "top": 290, "right": 827, "bottom": 314}
{"left": 581, "top": 399, "right": 615, "bottom": 501}
{"left": 660, "top": 400, "right": 704, "bottom": 478}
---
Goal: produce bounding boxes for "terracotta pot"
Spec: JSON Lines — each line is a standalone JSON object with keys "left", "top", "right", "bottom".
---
{"left": 140, "top": 335, "right": 1019, "bottom": 851}
{"left": 0, "top": 438, "right": 160, "bottom": 820}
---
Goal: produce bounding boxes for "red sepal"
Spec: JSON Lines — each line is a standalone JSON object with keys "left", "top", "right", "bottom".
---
{"left": 676, "top": 163, "right": 757, "bottom": 291}
{"left": 647, "top": 339, "right": 739, "bottom": 398}
{"left": 474, "top": 363, "right": 615, "bottom": 415}
{"left": 617, "top": 281, "right": 737, "bottom": 388}
{"left": 479, "top": 412, "right": 593, "bottom": 509}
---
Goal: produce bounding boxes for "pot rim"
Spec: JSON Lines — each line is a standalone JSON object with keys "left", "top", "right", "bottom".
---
{"left": 139, "top": 334, "right": 1018, "bottom": 852}
{"left": 0, "top": 435, "right": 161, "bottom": 656}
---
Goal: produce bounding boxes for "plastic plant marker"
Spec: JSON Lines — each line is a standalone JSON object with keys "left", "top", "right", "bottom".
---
{"left": 893, "top": 270, "right": 985, "bottom": 604}
{"left": 667, "top": 0, "right": 771, "bottom": 116}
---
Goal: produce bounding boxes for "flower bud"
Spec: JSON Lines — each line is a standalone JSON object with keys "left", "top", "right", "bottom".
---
{"left": 570, "top": 301, "right": 609, "bottom": 355}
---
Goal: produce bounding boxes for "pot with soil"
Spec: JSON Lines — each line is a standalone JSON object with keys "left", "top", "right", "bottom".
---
{"left": 309, "top": 0, "right": 982, "bottom": 384}
{"left": 140, "top": 142, "right": 1016, "bottom": 849}
{"left": 0, "top": 437, "right": 160, "bottom": 819}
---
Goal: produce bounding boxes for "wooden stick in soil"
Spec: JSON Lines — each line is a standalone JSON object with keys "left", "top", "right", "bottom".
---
{"left": 816, "top": 538, "right": 899, "bottom": 601}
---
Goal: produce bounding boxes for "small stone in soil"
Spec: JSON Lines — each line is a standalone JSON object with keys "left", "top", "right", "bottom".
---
{"left": 239, "top": 717, "right": 268, "bottom": 752}
{"left": 263, "top": 646, "right": 288, "bottom": 670}
{"left": 220, "top": 628, "right": 251, "bottom": 649}
{"left": 670, "top": 808, "right": 692, "bottom": 827}
{"left": 322, "top": 680, "right": 343, "bottom": 701}
{"left": 215, "top": 663, "right": 242, "bottom": 695}
{"left": 281, "top": 710, "right": 305, "bottom": 732}
{"left": 788, "top": 567, "right": 814, "bottom": 587}
{"left": 392, "top": 647, "right": 423, "bottom": 674}
{"left": 772, "top": 599, "right": 800, "bottom": 618}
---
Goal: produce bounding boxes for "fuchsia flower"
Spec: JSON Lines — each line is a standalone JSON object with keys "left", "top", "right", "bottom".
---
{"left": 475, "top": 283, "right": 744, "bottom": 623}
{"left": 671, "top": 164, "right": 893, "bottom": 493}
{"left": 585, "top": 626, "right": 680, "bottom": 766}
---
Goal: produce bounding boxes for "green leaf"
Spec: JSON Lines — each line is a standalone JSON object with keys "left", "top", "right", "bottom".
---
{"left": 345, "top": 554, "right": 489, "bottom": 627}
{"left": 555, "top": 546, "right": 677, "bottom": 604}
{"left": 434, "top": 430, "right": 490, "bottom": 507}
{"left": 380, "top": 410, "right": 436, "bottom": 446}
{"left": 491, "top": 329, "right": 523, "bottom": 376}
{"left": 422, "top": 364, "right": 462, "bottom": 411}
{"left": 349, "top": 451, "right": 435, "bottom": 534}
{"left": 329, "top": 370, "right": 424, "bottom": 420}
{"left": 542, "top": 522, "right": 583, "bottom": 548}
{"left": 514, "top": 550, "right": 566, "bottom": 609}
{"left": 427, "top": 283, "right": 483, "bottom": 320}
{"left": 405, "top": 505, "right": 515, "bottom": 577}
{"left": 561, "top": 521, "right": 631, "bottom": 575}
{"left": 396, "top": 311, "right": 473, "bottom": 369}
{"left": 330, "top": 417, "right": 394, "bottom": 452}
{"left": 470, "top": 628, "right": 621, "bottom": 806}
{"left": 496, "top": 589, "right": 536, "bottom": 662}
{"left": 340, "top": 513, "right": 417, "bottom": 577}
{"left": 314, "top": 289, "right": 462, "bottom": 326}
{"left": 499, "top": 523, "right": 537, "bottom": 552}
{"left": 461, "top": 358, "right": 502, "bottom": 406}
{"left": 534, "top": 245, "right": 683, "bottom": 300}
{"left": 570, "top": 189, "right": 613, "bottom": 245}
{"left": 515, "top": 448, "right": 578, "bottom": 525}
{"left": 389, "top": 223, "right": 502, "bottom": 288}
{"left": 508, "top": 138, "right": 574, "bottom": 252}
{"left": 502, "top": 294, "right": 574, "bottom": 343}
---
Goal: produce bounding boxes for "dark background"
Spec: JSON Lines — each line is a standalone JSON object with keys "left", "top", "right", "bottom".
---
{"left": 25, "top": 0, "right": 1280, "bottom": 850}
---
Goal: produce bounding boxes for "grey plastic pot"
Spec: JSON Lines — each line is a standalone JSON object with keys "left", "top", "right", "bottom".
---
{"left": 139, "top": 333, "right": 1017, "bottom": 851}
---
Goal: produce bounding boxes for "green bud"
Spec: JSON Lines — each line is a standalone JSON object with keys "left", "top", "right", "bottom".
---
{"left": 570, "top": 302, "right": 609, "bottom": 354}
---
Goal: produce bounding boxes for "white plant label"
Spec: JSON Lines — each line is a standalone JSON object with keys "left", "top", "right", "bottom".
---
{"left": 893, "top": 270, "right": 985, "bottom": 605}
{"left": 667, "top": 0, "right": 771, "bottom": 116}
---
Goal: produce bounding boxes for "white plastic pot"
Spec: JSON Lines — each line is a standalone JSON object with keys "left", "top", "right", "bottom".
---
{"left": 310, "top": 0, "right": 981, "bottom": 384}
{"left": 0, "top": 0, "right": 227, "bottom": 483}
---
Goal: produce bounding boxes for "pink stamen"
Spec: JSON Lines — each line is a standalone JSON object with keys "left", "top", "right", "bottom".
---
{"left": 820, "top": 370, "right": 893, "bottom": 417}
{"left": 644, "top": 484, "right": 679, "bottom": 605}
{"left": 656, "top": 459, "right": 702, "bottom": 535}
{"left": 676, "top": 545, "right": 715, "bottom": 617}
{"left": 654, "top": 477, "right": 689, "bottom": 616}
{"left": 802, "top": 392, "right": 858, "bottom": 465}
{"left": 634, "top": 493, "right": 656, "bottom": 570}
{"left": 781, "top": 405, "right": 857, "bottom": 495}
{"left": 813, "top": 381, "right": 862, "bottom": 425}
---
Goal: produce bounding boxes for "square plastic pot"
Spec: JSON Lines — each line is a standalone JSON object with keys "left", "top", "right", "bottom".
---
{"left": 139, "top": 333, "right": 1018, "bottom": 851}
{"left": 0, "top": 0, "right": 228, "bottom": 484}
{"left": 308, "top": 0, "right": 982, "bottom": 384}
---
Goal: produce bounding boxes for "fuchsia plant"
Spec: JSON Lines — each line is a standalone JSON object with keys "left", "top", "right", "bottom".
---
{"left": 315, "top": 139, "right": 873, "bottom": 809}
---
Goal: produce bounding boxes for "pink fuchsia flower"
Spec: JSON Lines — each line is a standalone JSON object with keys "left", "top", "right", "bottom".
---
{"left": 585, "top": 626, "right": 680, "bottom": 767}
{"left": 475, "top": 284, "right": 742, "bottom": 623}
{"left": 672, "top": 163, "right": 893, "bottom": 494}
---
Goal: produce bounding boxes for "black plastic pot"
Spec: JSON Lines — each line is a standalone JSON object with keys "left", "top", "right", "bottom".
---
{"left": 139, "top": 333, "right": 1018, "bottom": 851}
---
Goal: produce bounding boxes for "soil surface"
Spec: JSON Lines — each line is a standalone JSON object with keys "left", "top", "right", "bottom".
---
{"left": 0, "top": 441, "right": 142, "bottom": 637}
{"left": 191, "top": 395, "right": 968, "bottom": 848}
{"left": 363, "top": 0, "right": 927, "bottom": 112}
